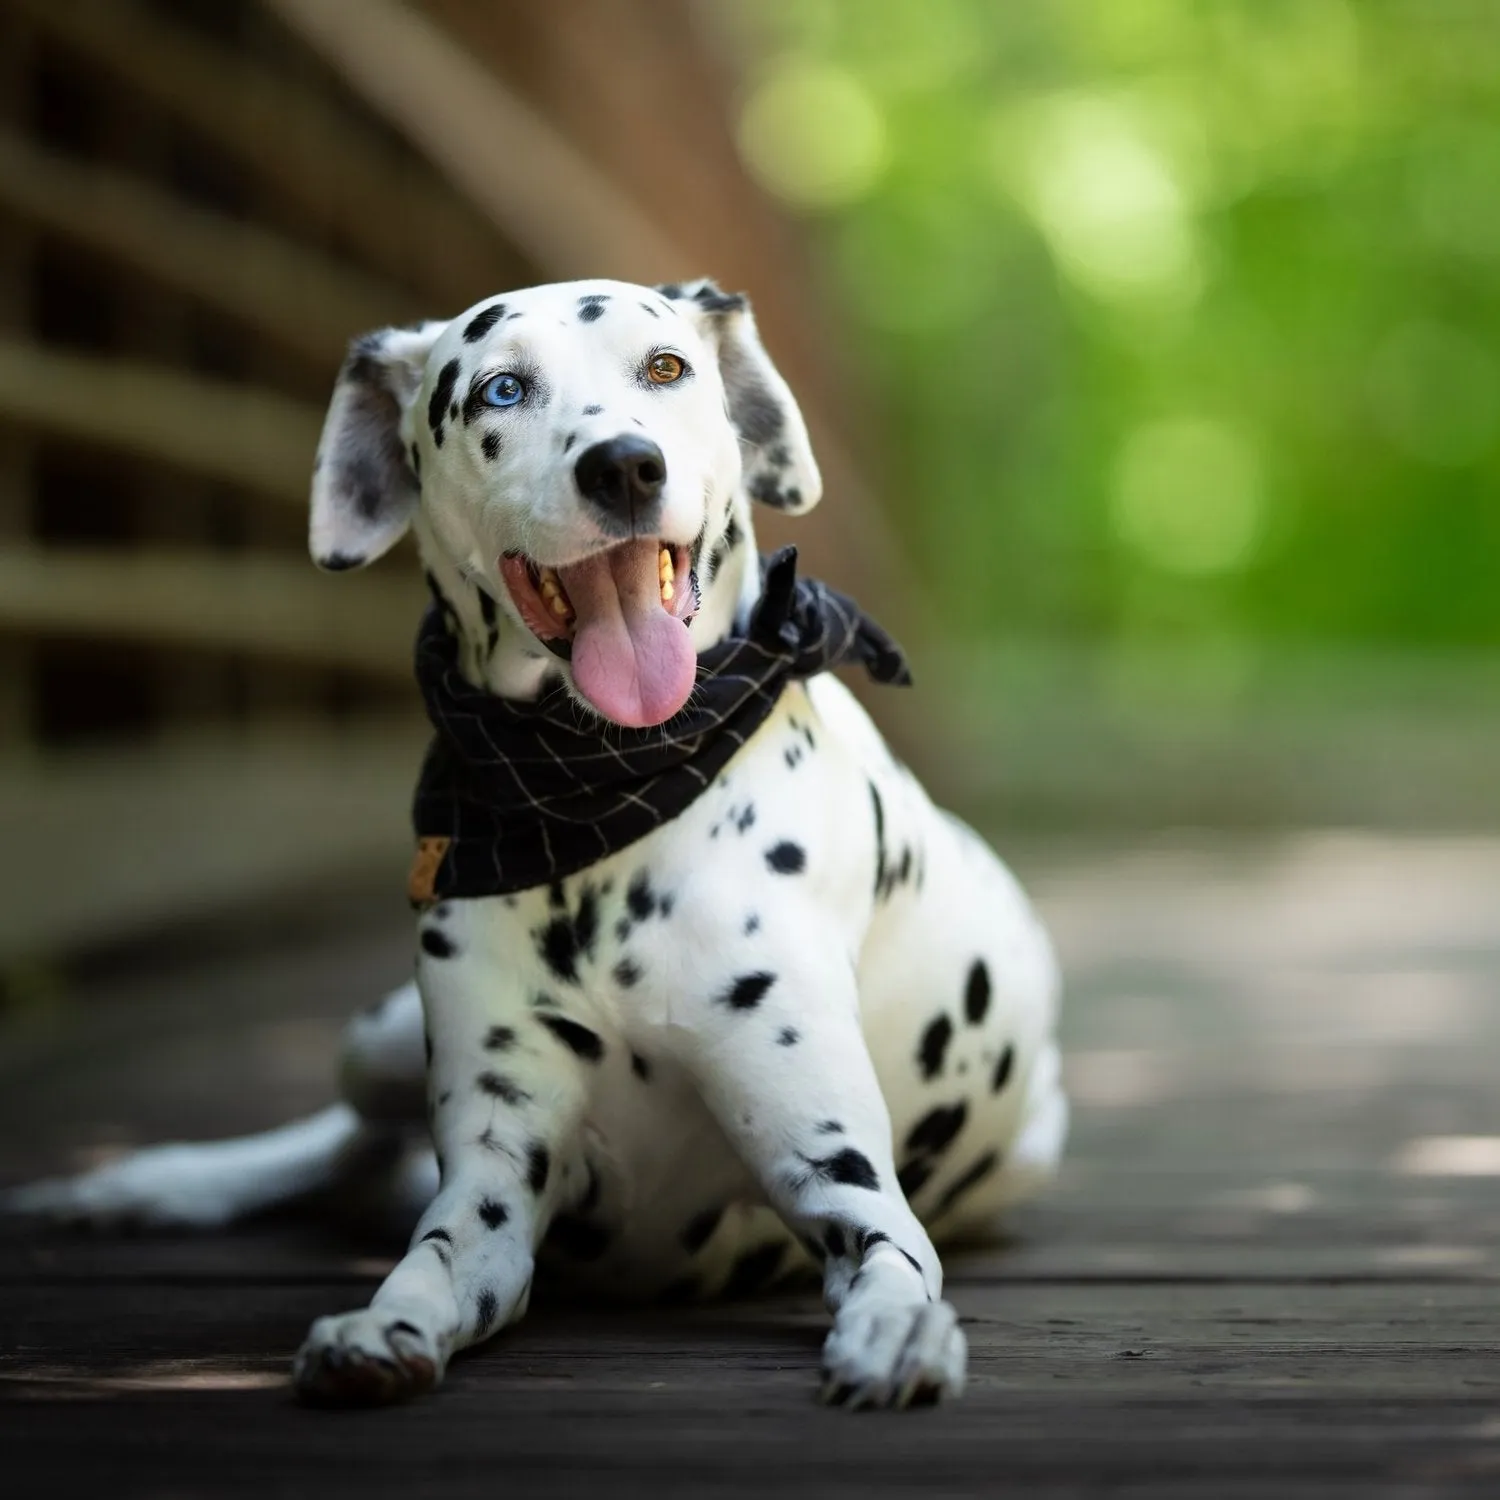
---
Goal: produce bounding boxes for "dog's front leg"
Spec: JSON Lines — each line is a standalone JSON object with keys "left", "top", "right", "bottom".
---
{"left": 293, "top": 901, "right": 589, "bottom": 1405}
{"left": 683, "top": 931, "right": 966, "bottom": 1409}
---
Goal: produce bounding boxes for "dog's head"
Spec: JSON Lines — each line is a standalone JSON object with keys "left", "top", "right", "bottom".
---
{"left": 309, "top": 278, "right": 821, "bottom": 728}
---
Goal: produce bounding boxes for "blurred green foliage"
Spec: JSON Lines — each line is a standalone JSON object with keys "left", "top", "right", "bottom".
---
{"left": 730, "top": 0, "right": 1500, "bottom": 651}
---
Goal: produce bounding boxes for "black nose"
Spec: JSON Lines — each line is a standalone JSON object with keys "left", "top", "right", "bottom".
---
{"left": 573, "top": 435, "right": 666, "bottom": 528}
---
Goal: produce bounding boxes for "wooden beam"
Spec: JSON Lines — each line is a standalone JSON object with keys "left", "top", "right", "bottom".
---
{"left": 0, "top": 130, "right": 418, "bottom": 369}
{"left": 0, "top": 547, "right": 418, "bottom": 679}
{"left": 11, "top": 0, "right": 518, "bottom": 305}
{"left": 0, "top": 714, "right": 427, "bottom": 959}
{"left": 264, "top": 0, "right": 681, "bottom": 284}
{"left": 0, "top": 339, "right": 320, "bottom": 506}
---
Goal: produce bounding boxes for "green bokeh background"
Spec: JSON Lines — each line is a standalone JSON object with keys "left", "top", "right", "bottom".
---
{"left": 733, "top": 0, "right": 1500, "bottom": 658}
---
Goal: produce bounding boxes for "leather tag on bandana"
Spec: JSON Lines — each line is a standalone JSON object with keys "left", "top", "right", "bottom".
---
{"left": 407, "top": 836, "right": 451, "bottom": 907}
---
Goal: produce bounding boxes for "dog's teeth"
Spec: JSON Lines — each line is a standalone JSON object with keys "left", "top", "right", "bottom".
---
{"left": 660, "top": 579, "right": 674, "bottom": 603}
{"left": 658, "top": 547, "right": 674, "bottom": 583}
{"left": 549, "top": 594, "right": 572, "bottom": 619}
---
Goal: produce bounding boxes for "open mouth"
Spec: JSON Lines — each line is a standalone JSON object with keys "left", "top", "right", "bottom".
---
{"left": 500, "top": 540, "right": 699, "bottom": 728}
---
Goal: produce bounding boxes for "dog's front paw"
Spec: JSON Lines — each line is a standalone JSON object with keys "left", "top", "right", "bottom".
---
{"left": 293, "top": 1310, "right": 445, "bottom": 1407}
{"left": 819, "top": 1296, "right": 967, "bottom": 1410}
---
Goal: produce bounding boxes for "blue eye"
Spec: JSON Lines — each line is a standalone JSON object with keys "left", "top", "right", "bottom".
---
{"left": 482, "top": 373, "right": 525, "bottom": 407}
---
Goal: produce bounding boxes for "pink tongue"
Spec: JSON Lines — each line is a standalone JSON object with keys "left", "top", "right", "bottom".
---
{"left": 560, "top": 541, "right": 696, "bottom": 727}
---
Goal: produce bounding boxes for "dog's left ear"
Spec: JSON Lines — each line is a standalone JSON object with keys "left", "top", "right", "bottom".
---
{"left": 661, "top": 279, "right": 822, "bottom": 515}
{"left": 309, "top": 320, "right": 448, "bottom": 571}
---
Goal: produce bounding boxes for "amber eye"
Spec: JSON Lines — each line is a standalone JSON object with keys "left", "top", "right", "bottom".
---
{"left": 647, "top": 352, "right": 686, "bottom": 385}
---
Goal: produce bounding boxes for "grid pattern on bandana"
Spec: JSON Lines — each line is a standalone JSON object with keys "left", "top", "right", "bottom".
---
{"left": 411, "top": 547, "right": 911, "bottom": 900}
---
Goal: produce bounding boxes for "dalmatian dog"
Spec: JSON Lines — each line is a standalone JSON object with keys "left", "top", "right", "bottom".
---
{"left": 5, "top": 279, "right": 1066, "bottom": 1410}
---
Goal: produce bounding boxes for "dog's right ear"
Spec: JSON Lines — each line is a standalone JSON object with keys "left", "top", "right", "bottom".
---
{"left": 309, "top": 321, "right": 448, "bottom": 571}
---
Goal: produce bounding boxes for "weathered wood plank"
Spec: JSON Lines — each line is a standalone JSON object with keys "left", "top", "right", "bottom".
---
{"left": 2, "top": 833, "right": 1497, "bottom": 1492}
{"left": 0, "top": 341, "right": 320, "bottom": 504}
{"left": 12, "top": 0, "right": 517, "bottom": 304}
{"left": 0, "top": 129, "right": 418, "bottom": 368}
{"left": 0, "top": 547, "right": 421, "bottom": 671}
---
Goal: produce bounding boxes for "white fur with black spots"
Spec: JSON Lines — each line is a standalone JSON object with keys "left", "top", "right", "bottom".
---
{"left": 4, "top": 279, "right": 1066, "bottom": 1412}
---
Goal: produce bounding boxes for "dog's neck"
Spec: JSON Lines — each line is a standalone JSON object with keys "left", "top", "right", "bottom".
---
{"left": 414, "top": 493, "right": 760, "bottom": 704}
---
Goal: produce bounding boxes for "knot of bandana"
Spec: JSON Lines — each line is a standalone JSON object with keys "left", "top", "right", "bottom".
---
{"left": 410, "top": 546, "right": 911, "bottom": 901}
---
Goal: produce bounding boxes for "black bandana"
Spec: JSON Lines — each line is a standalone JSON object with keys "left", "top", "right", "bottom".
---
{"left": 409, "top": 546, "right": 911, "bottom": 901}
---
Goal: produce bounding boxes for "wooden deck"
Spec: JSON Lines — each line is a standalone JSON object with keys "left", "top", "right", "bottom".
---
{"left": 2, "top": 832, "right": 1499, "bottom": 1496}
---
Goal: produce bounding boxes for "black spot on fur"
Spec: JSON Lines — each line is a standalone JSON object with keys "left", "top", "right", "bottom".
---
{"left": 481, "top": 431, "right": 502, "bottom": 461}
{"left": 727, "top": 374, "right": 784, "bottom": 446}
{"left": 816, "top": 1119, "right": 844, "bottom": 1135}
{"left": 992, "top": 1043, "right": 1015, "bottom": 1094}
{"left": 574, "top": 887, "right": 599, "bottom": 952}
{"left": 965, "top": 961, "right": 992, "bottom": 1025}
{"left": 744, "top": 913, "right": 760, "bottom": 935}
{"left": 582, "top": 403, "right": 603, "bottom": 416}
{"left": 613, "top": 958, "right": 641, "bottom": 988}
{"left": 897, "top": 1158, "right": 934, "bottom": 1199}
{"left": 463, "top": 303, "right": 506, "bottom": 341}
{"left": 823, "top": 1224, "right": 847, "bottom": 1258}
{"left": 563, "top": 432, "right": 577, "bottom": 454}
{"left": 483, "top": 1025, "right": 515, "bottom": 1051}
{"left": 783, "top": 745, "right": 803, "bottom": 769}
{"left": 801, "top": 1147, "right": 879, "bottom": 1191}
{"left": 692, "top": 282, "right": 748, "bottom": 315}
{"left": 625, "top": 871, "right": 655, "bottom": 923}
{"left": 547, "top": 1215, "right": 611, "bottom": 1260}
{"left": 679, "top": 1204, "right": 724, "bottom": 1253}
{"left": 474, "top": 1287, "right": 499, "bottom": 1332}
{"left": 420, "top": 1227, "right": 452, "bottom": 1248}
{"left": 630, "top": 1050, "right": 652, "bottom": 1081}
{"left": 420, "top": 927, "right": 455, "bottom": 959}
{"left": 578, "top": 295, "right": 609, "bottom": 323}
{"left": 917, "top": 1014, "right": 954, "bottom": 1081}
{"left": 765, "top": 841, "right": 805, "bottom": 875}
{"left": 526, "top": 1142, "right": 551, "bottom": 1195}
{"left": 723, "top": 1242, "right": 785, "bottom": 1299}
{"left": 905, "top": 1102, "right": 968, "bottom": 1157}
{"left": 476, "top": 1072, "right": 530, "bottom": 1105}
{"left": 535, "top": 885, "right": 599, "bottom": 983}
{"left": 777, "top": 1026, "right": 799, "bottom": 1046}
{"left": 934, "top": 1151, "right": 1000, "bottom": 1216}
{"left": 719, "top": 971, "right": 775, "bottom": 1011}
{"left": 427, "top": 357, "right": 461, "bottom": 444}
{"left": 640, "top": 301, "right": 660, "bottom": 318}
{"left": 538, "top": 1013, "right": 605, "bottom": 1063}
{"left": 734, "top": 803, "right": 757, "bottom": 833}
{"left": 478, "top": 1197, "right": 509, "bottom": 1230}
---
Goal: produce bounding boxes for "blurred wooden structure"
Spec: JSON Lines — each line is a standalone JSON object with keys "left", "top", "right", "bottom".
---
{"left": 0, "top": 0, "right": 895, "bottom": 961}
